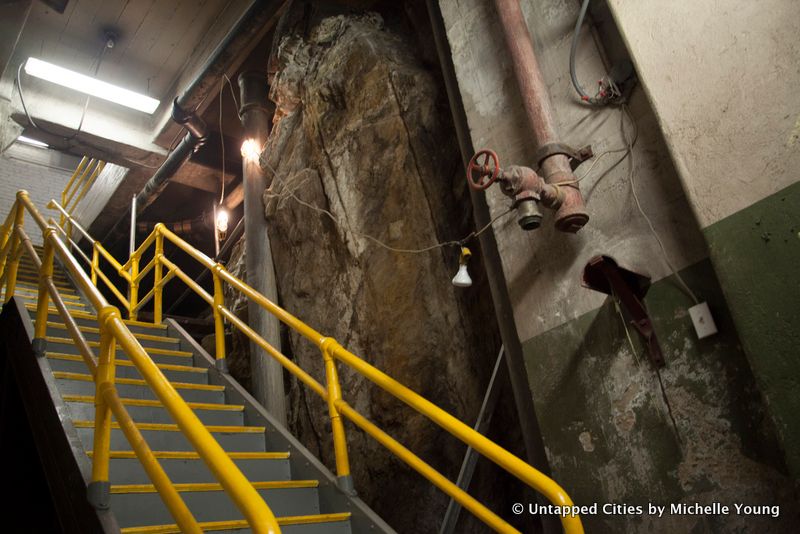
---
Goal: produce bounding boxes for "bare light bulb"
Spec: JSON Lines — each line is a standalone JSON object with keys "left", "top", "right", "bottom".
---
{"left": 241, "top": 138, "right": 260, "bottom": 160}
{"left": 452, "top": 247, "right": 473, "bottom": 288}
{"left": 216, "top": 208, "right": 229, "bottom": 235}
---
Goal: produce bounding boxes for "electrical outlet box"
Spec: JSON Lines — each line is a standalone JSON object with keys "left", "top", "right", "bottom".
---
{"left": 689, "top": 302, "right": 718, "bottom": 339}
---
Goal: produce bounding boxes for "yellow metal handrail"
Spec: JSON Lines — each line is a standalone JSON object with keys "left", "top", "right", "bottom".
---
{"left": 0, "top": 191, "right": 281, "bottom": 534}
{"left": 110, "top": 223, "right": 584, "bottom": 533}
{"left": 40, "top": 150, "right": 584, "bottom": 532}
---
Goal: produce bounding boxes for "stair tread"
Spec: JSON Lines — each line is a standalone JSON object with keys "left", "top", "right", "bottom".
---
{"left": 111, "top": 480, "right": 318, "bottom": 493}
{"left": 53, "top": 371, "right": 223, "bottom": 391}
{"left": 119, "top": 513, "right": 352, "bottom": 533}
{"left": 46, "top": 322, "right": 179, "bottom": 343}
{"left": 45, "top": 337, "right": 192, "bottom": 356}
{"left": 4, "top": 287, "right": 81, "bottom": 299}
{"left": 91, "top": 451, "right": 289, "bottom": 460}
{"left": 48, "top": 353, "right": 205, "bottom": 373}
{"left": 63, "top": 395, "right": 242, "bottom": 412}
{"left": 27, "top": 305, "right": 168, "bottom": 329}
{"left": 73, "top": 420, "right": 264, "bottom": 433}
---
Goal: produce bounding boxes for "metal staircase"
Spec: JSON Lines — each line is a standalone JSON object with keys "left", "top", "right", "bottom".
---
{"left": 0, "top": 182, "right": 584, "bottom": 534}
{"left": 4, "top": 243, "right": 377, "bottom": 533}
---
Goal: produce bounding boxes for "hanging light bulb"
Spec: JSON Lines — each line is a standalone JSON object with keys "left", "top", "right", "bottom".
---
{"left": 452, "top": 246, "right": 473, "bottom": 288}
{"left": 216, "top": 208, "right": 229, "bottom": 239}
{"left": 241, "top": 138, "right": 260, "bottom": 161}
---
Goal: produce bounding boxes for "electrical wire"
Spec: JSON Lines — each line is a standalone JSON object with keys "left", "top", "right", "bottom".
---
{"left": 261, "top": 162, "right": 512, "bottom": 254}
{"left": 622, "top": 104, "right": 699, "bottom": 304}
{"left": 570, "top": 0, "right": 619, "bottom": 106}
{"left": 219, "top": 77, "right": 226, "bottom": 205}
{"left": 573, "top": 106, "right": 639, "bottom": 184}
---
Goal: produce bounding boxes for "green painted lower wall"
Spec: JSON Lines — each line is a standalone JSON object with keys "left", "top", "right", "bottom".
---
{"left": 704, "top": 179, "right": 800, "bottom": 478}
{"left": 521, "top": 259, "right": 796, "bottom": 533}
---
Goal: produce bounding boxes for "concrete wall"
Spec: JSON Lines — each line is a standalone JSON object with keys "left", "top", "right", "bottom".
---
{"left": 439, "top": 0, "right": 797, "bottom": 531}
{"left": 606, "top": 0, "right": 800, "bottom": 479}
{"left": 0, "top": 142, "right": 76, "bottom": 243}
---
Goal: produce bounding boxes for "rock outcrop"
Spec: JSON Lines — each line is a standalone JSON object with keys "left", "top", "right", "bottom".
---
{"left": 227, "top": 12, "right": 512, "bottom": 531}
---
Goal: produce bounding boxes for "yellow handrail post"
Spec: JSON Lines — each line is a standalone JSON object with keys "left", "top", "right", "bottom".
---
{"left": 212, "top": 264, "right": 227, "bottom": 372}
{"left": 91, "top": 244, "right": 99, "bottom": 286}
{"left": 88, "top": 305, "right": 120, "bottom": 510}
{"left": 3, "top": 195, "right": 27, "bottom": 302}
{"left": 320, "top": 338, "right": 354, "bottom": 494}
{"left": 153, "top": 230, "right": 164, "bottom": 323}
{"left": 33, "top": 230, "right": 57, "bottom": 340}
{"left": 129, "top": 255, "right": 139, "bottom": 321}
{"left": 60, "top": 156, "right": 89, "bottom": 227}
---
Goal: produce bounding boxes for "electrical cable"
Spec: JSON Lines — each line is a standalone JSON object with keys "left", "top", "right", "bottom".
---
{"left": 570, "top": 0, "right": 619, "bottom": 106}
{"left": 261, "top": 162, "right": 512, "bottom": 254}
{"left": 219, "top": 77, "right": 226, "bottom": 205}
{"left": 622, "top": 104, "right": 699, "bottom": 304}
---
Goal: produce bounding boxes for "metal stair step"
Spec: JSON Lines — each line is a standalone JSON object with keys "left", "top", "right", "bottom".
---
{"left": 54, "top": 372, "right": 224, "bottom": 403}
{"left": 118, "top": 513, "right": 353, "bottom": 534}
{"left": 47, "top": 353, "right": 207, "bottom": 384}
{"left": 31, "top": 308, "right": 168, "bottom": 334}
{"left": 3, "top": 285, "right": 81, "bottom": 300}
{"left": 65, "top": 395, "right": 243, "bottom": 426}
{"left": 44, "top": 336, "right": 192, "bottom": 358}
{"left": 11, "top": 280, "right": 77, "bottom": 294}
{"left": 110, "top": 481, "right": 321, "bottom": 529}
{"left": 45, "top": 321, "right": 181, "bottom": 349}
{"left": 92, "top": 451, "right": 292, "bottom": 485}
{"left": 73, "top": 421, "right": 266, "bottom": 452}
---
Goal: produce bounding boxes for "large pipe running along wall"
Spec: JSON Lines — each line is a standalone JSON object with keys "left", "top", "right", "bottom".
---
{"left": 238, "top": 71, "right": 286, "bottom": 426}
{"left": 492, "top": 0, "right": 588, "bottom": 233}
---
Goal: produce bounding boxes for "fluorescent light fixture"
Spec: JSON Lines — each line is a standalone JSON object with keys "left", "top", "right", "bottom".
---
{"left": 24, "top": 57, "right": 160, "bottom": 114}
{"left": 16, "top": 135, "right": 49, "bottom": 148}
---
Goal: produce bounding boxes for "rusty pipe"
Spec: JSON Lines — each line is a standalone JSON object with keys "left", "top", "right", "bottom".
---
{"left": 492, "top": 0, "right": 588, "bottom": 233}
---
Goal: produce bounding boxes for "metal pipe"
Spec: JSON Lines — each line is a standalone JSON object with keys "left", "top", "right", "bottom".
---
{"left": 175, "top": 1, "right": 289, "bottom": 113}
{"left": 492, "top": 0, "right": 588, "bottom": 233}
{"left": 129, "top": 194, "right": 137, "bottom": 256}
{"left": 238, "top": 71, "right": 286, "bottom": 426}
{"left": 424, "top": 2, "right": 560, "bottom": 532}
{"left": 101, "top": 112, "right": 206, "bottom": 244}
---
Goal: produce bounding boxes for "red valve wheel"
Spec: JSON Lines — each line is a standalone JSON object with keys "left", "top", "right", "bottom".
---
{"left": 467, "top": 149, "right": 501, "bottom": 191}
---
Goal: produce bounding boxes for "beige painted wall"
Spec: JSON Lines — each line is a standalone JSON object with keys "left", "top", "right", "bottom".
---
{"left": 607, "top": 0, "right": 800, "bottom": 228}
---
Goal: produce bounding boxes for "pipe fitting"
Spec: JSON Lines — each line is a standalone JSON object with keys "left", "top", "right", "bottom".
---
{"left": 171, "top": 98, "right": 208, "bottom": 142}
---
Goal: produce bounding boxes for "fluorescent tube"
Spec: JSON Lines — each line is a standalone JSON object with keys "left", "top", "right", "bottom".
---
{"left": 24, "top": 57, "right": 160, "bottom": 114}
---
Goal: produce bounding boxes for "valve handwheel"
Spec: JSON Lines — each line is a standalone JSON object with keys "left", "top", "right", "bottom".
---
{"left": 467, "top": 149, "right": 501, "bottom": 191}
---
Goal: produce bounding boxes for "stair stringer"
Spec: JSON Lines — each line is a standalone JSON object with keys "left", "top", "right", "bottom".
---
{"left": 0, "top": 297, "right": 120, "bottom": 534}
{"left": 167, "top": 319, "right": 397, "bottom": 534}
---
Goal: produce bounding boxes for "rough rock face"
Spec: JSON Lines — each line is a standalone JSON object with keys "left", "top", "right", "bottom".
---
{"left": 226, "top": 12, "right": 509, "bottom": 532}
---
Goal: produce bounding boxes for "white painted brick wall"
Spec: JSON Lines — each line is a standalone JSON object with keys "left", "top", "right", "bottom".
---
{"left": 0, "top": 150, "right": 73, "bottom": 245}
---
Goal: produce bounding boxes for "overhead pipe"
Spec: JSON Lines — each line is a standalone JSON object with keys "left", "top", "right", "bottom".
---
{"left": 101, "top": 100, "right": 208, "bottom": 243}
{"left": 101, "top": 0, "right": 289, "bottom": 245}
{"left": 487, "top": 0, "right": 589, "bottom": 233}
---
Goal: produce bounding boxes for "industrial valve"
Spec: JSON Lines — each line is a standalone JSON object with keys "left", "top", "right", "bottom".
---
{"left": 467, "top": 149, "right": 571, "bottom": 231}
